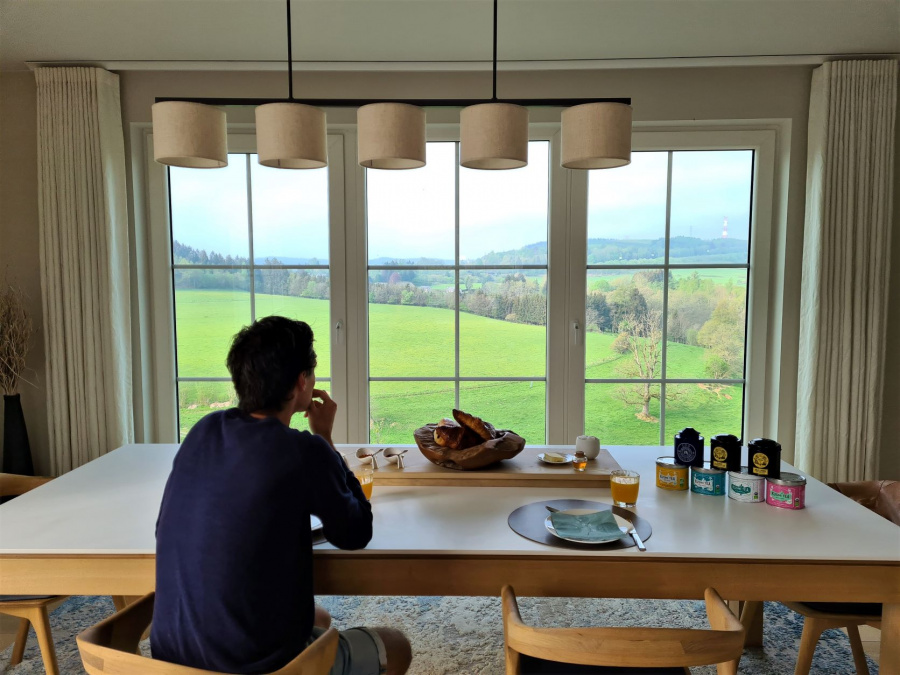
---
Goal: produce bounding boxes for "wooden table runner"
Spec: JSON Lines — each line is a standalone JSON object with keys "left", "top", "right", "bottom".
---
{"left": 366, "top": 447, "right": 622, "bottom": 487}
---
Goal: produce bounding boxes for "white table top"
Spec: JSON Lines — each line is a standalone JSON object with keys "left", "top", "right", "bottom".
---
{"left": 1, "top": 444, "right": 898, "bottom": 562}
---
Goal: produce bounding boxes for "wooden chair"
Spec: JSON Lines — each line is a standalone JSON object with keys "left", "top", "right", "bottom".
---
{"left": 0, "top": 473, "right": 66, "bottom": 675}
{"left": 502, "top": 585, "right": 745, "bottom": 675}
{"left": 783, "top": 479, "right": 898, "bottom": 675}
{"left": 76, "top": 592, "right": 339, "bottom": 674}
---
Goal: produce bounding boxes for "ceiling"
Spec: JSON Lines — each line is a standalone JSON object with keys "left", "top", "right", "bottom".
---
{"left": 1, "top": 0, "right": 898, "bottom": 72}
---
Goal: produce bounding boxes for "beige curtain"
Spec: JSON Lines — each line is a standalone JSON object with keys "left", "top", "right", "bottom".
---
{"left": 795, "top": 60, "right": 898, "bottom": 482}
{"left": 36, "top": 67, "right": 133, "bottom": 473}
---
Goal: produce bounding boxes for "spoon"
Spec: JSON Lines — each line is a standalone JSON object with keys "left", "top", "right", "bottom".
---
{"left": 383, "top": 447, "right": 408, "bottom": 469}
{"left": 356, "top": 447, "right": 384, "bottom": 470}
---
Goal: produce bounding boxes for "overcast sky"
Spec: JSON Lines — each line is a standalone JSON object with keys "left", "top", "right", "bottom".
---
{"left": 169, "top": 145, "right": 752, "bottom": 262}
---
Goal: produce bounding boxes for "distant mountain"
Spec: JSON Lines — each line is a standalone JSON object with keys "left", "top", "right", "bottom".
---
{"left": 177, "top": 235, "right": 748, "bottom": 269}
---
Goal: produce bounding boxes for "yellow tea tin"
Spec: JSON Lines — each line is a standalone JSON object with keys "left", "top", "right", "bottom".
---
{"left": 656, "top": 457, "right": 688, "bottom": 491}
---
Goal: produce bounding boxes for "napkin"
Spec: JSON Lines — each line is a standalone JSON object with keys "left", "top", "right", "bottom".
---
{"left": 550, "top": 510, "right": 624, "bottom": 541}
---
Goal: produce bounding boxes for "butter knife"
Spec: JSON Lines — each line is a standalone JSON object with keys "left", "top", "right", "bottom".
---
{"left": 628, "top": 527, "right": 646, "bottom": 551}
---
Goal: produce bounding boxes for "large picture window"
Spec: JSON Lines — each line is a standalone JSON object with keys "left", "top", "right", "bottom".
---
{"left": 584, "top": 150, "right": 754, "bottom": 444}
{"left": 168, "top": 153, "right": 331, "bottom": 440}
{"left": 147, "top": 126, "right": 774, "bottom": 447}
{"left": 365, "top": 141, "right": 550, "bottom": 444}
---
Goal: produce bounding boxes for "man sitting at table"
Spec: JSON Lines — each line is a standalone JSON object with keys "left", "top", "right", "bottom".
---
{"left": 152, "top": 316, "right": 412, "bottom": 675}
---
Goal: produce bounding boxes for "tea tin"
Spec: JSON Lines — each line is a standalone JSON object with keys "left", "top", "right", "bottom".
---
{"left": 711, "top": 433, "right": 742, "bottom": 472}
{"left": 675, "top": 427, "right": 705, "bottom": 468}
{"left": 727, "top": 469, "right": 765, "bottom": 503}
{"left": 748, "top": 438, "right": 782, "bottom": 479}
{"left": 656, "top": 457, "right": 688, "bottom": 491}
{"left": 691, "top": 463, "right": 725, "bottom": 496}
{"left": 767, "top": 473, "right": 806, "bottom": 510}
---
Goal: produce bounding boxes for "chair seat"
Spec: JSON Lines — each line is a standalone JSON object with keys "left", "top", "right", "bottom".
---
{"left": 800, "top": 602, "right": 882, "bottom": 617}
{"left": 520, "top": 655, "right": 685, "bottom": 674}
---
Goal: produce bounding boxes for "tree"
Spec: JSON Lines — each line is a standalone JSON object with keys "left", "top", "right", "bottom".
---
{"left": 613, "top": 311, "right": 663, "bottom": 421}
{"left": 586, "top": 292, "right": 612, "bottom": 332}
{"left": 698, "top": 296, "right": 745, "bottom": 378}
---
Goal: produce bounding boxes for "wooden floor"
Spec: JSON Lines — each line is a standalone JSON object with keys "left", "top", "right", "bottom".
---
{"left": 0, "top": 604, "right": 883, "bottom": 667}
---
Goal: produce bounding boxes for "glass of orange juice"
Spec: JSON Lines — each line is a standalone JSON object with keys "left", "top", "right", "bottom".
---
{"left": 353, "top": 465, "right": 374, "bottom": 500}
{"left": 610, "top": 469, "right": 640, "bottom": 507}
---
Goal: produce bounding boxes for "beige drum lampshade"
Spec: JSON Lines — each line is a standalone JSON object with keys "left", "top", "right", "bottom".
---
{"left": 561, "top": 102, "right": 632, "bottom": 170}
{"left": 151, "top": 101, "right": 228, "bottom": 168}
{"left": 460, "top": 103, "right": 528, "bottom": 170}
{"left": 358, "top": 103, "right": 426, "bottom": 169}
{"left": 256, "top": 102, "right": 327, "bottom": 169}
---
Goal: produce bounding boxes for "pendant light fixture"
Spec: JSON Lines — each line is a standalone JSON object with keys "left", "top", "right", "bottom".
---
{"left": 357, "top": 102, "right": 426, "bottom": 169}
{"left": 460, "top": 0, "right": 528, "bottom": 170}
{"left": 561, "top": 101, "right": 633, "bottom": 169}
{"left": 151, "top": 100, "right": 228, "bottom": 168}
{"left": 256, "top": 0, "right": 327, "bottom": 169}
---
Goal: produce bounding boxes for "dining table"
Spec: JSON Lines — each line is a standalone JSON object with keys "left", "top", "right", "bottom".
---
{"left": 1, "top": 443, "right": 898, "bottom": 669}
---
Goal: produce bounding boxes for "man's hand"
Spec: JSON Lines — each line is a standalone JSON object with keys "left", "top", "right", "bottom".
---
{"left": 306, "top": 389, "right": 337, "bottom": 448}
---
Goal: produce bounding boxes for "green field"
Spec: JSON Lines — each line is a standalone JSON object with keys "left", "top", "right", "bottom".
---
{"left": 175, "top": 291, "right": 743, "bottom": 444}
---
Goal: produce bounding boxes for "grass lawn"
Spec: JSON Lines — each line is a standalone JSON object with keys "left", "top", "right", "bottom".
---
{"left": 175, "top": 290, "right": 743, "bottom": 444}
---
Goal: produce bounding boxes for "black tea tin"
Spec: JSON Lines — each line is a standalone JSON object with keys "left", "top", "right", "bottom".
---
{"left": 674, "top": 428, "right": 705, "bottom": 468}
{"left": 710, "top": 433, "right": 742, "bottom": 472}
{"left": 748, "top": 438, "right": 781, "bottom": 479}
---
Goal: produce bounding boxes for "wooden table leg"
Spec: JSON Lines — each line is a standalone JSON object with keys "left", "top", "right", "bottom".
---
{"left": 881, "top": 602, "right": 899, "bottom": 673}
{"left": 740, "top": 601, "right": 764, "bottom": 647}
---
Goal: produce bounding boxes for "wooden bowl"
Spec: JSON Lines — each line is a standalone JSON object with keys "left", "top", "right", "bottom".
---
{"left": 413, "top": 424, "right": 526, "bottom": 470}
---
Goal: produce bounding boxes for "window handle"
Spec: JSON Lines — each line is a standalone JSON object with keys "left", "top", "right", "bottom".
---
{"left": 572, "top": 320, "right": 581, "bottom": 346}
{"left": 335, "top": 320, "right": 344, "bottom": 345}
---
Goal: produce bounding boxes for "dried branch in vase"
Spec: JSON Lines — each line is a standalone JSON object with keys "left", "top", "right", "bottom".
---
{"left": 0, "top": 281, "right": 34, "bottom": 395}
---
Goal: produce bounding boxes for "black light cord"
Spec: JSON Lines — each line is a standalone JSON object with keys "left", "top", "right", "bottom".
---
{"left": 492, "top": 0, "right": 498, "bottom": 101}
{"left": 286, "top": 0, "right": 294, "bottom": 100}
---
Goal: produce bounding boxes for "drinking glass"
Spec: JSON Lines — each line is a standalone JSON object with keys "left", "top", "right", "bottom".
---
{"left": 610, "top": 469, "right": 640, "bottom": 507}
{"left": 353, "top": 465, "right": 374, "bottom": 500}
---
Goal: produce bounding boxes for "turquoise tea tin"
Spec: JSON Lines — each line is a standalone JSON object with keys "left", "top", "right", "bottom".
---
{"left": 691, "top": 463, "right": 725, "bottom": 496}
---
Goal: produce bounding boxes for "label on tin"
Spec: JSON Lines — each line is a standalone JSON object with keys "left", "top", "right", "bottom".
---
{"left": 752, "top": 452, "right": 769, "bottom": 475}
{"left": 659, "top": 473, "right": 679, "bottom": 486}
{"left": 692, "top": 474, "right": 723, "bottom": 495}
{"left": 731, "top": 483, "right": 751, "bottom": 495}
{"left": 770, "top": 489, "right": 791, "bottom": 504}
{"left": 677, "top": 442, "right": 698, "bottom": 463}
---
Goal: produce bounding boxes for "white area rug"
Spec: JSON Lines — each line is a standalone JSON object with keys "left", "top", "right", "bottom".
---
{"left": 1, "top": 595, "right": 878, "bottom": 674}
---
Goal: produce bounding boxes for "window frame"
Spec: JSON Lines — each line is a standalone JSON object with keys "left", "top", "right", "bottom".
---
{"left": 137, "top": 122, "right": 776, "bottom": 447}
{"left": 563, "top": 128, "right": 776, "bottom": 445}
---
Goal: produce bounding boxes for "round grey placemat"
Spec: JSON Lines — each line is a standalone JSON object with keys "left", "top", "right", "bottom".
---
{"left": 508, "top": 499, "right": 652, "bottom": 550}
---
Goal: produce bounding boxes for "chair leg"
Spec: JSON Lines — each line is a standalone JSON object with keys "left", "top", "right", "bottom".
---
{"left": 794, "top": 617, "right": 826, "bottom": 675}
{"left": 9, "top": 618, "right": 30, "bottom": 665}
{"left": 846, "top": 625, "right": 870, "bottom": 675}
{"left": 27, "top": 605, "right": 60, "bottom": 675}
{"left": 505, "top": 645, "right": 521, "bottom": 675}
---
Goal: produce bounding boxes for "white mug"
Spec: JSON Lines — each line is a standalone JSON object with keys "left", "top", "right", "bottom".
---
{"left": 575, "top": 435, "right": 601, "bottom": 459}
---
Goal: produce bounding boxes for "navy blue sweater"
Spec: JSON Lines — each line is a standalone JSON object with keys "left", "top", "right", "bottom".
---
{"left": 151, "top": 409, "right": 372, "bottom": 673}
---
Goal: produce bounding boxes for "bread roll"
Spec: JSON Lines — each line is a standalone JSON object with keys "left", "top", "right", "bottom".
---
{"left": 434, "top": 424, "right": 466, "bottom": 449}
{"left": 452, "top": 408, "right": 495, "bottom": 442}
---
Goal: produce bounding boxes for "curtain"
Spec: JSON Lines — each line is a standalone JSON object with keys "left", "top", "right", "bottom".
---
{"left": 35, "top": 67, "right": 133, "bottom": 474}
{"left": 795, "top": 60, "right": 898, "bottom": 482}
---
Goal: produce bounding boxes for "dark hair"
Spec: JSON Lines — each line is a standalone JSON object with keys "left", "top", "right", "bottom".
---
{"left": 226, "top": 316, "right": 317, "bottom": 413}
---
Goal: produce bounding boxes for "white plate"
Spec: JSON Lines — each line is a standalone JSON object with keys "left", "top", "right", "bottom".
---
{"left": 310, "top": 515, "right": 323, "bottom": 531}
{"left": 544, "top": 508, "right": 631, "bottom": 544}
{"left": 538, "top": 452, "right": 574, "bottom": 465}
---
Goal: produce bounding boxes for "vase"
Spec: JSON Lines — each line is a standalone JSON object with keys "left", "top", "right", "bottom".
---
{"left": 2, "top": 394, "right": 34, "bottom": 475}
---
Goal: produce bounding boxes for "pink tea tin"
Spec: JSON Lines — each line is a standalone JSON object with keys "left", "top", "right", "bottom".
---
{"left": 766, "top": 473, "right": 806, "bottom": 510}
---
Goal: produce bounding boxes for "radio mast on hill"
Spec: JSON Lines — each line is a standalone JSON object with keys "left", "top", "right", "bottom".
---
{"left": 722, "top": 216, "right": 729, "bottom": 239}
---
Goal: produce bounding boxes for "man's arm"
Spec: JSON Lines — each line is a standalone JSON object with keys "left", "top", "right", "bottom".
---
{"left": 308, "top": 437, "right": 373, "bottom": 550}
{"left": 304, "top": 389, "right": 372, "bottom": 549}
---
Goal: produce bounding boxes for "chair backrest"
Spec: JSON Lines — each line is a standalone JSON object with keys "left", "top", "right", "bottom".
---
{"left": 828, "top": 480, "right": 900, "bottom": 526}
{"left": 501, "top": 585, "right": 744, "bottom": 675}
{"left": 0, "top": 473, "right": 53, "bottom": 498}
{"left": 76, "top": 593, "right": 338, "bottom": 675}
